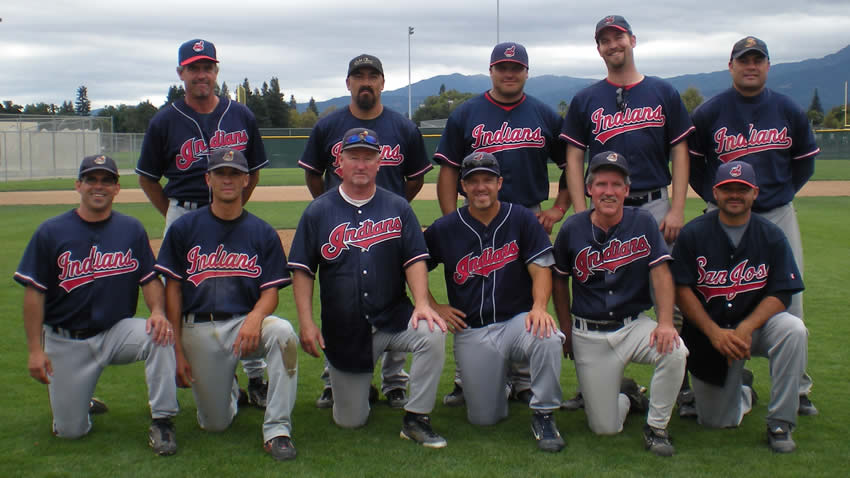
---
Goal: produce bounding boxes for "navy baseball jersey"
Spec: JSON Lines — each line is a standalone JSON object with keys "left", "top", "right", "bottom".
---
{"left": 288, "top": 187, "right": 429, "bottom": 373}
{"left": 156, "top": 207, "right": 290, "bottom": 315}
{"left": 137, "top": 97, "right": 268, "bottom": 203}
{"left": 14, "top": 210, "right": 158, "bottom": 330}
{"left": 552, "top": 207, "right": 671, "bottom": 320}
{"left": 298, "top": 106, "right": 433, "bottom": 197}
{"left": 560, "top": 77, "right": 694, "bottom": 191}
{"left": 688, "top": 88, "right": 819, "bottom": 212}
{"left": 434, "top": 92, "right": 565, "bottom": 207}
{"left": 671, "top": 210, "right": 804, "bottom": 385}
{"left": 424, "top": 203, "right": 552, "bottom": 328}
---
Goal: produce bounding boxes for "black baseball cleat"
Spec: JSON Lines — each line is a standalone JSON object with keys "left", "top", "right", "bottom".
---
{"left": 385, "top": 388, "right": 408, "bottom": 408}
{"left": 149, "top": 418, "right": 177, "bottom": 456}
{"left": 400, "top": 413, "right": 447, "bottom": 448}
{"left": 798, "top": 395, "right": 818, "bottom": 416}
{"left": 767, "top": 423, "right": 796, "bottom": 453}
{"left": 442, "top": 383, "right": 465, "bottom": 407}
{"left": 89, "top": 397, "right": 109, "bottom": 415}
{"left": 316, "top": 388, "right": 333, "bottom": 409}
{"left": 531, "top": 412, "right": 566, "bottom": 452}
{"left": 247, "top": 377, "right": 268, "bottom": 409}
{"left": 561, "top": 392, "right": 584, "bottom": 410}
{"left": 643, "top": 424, "right": 675, "bottom": 457}
{"left": 264, "top": 435, "right": 297, "bottom": 461}
{"left": 621, "top": 377, "right": 649, "bottom": 415}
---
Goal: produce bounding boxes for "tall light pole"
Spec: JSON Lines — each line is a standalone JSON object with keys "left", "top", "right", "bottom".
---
{"left": 408, "top": 26, "right": 414, "bottom": 120}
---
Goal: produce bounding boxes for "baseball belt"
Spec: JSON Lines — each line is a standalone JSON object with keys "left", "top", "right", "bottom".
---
{"left": 624, "top": 189, "right": 663, "bottom": 206}
{"left": 50, "top": 325, "right": 105, "bottom": 340}
{"left": 183, "top": 312, "right": 241, "bottom": 324}
{"left": 572, "top": 314, "right": 638, "bottom": 332}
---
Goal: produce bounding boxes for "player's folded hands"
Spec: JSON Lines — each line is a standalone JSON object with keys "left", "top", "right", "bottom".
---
{"left": 709, "top": 328, "right": 749, "bottom": 362}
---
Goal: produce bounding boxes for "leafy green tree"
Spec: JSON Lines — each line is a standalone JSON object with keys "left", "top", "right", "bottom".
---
{"left": 23, "top": 102, "right": 53, "bottom": 115}
{"left": 558, "top": 100, "right": 568, "bottom": 118}
{"left": 1, "top": 100, "right": 23, "bottom": 114}
{"left": 412, "top": 89, "right": 475, "bottom": 123}
{"left": 75, "top": 85, "right": 91, "bottom": 116}
{"left": 680, "top": 87, "right": 704, "bottom": 113}
{"left": 319, "top": 105, "right": 337, "bottom": 119}
{"left": 822, "top": 105, "right": 847, "bottom": 129}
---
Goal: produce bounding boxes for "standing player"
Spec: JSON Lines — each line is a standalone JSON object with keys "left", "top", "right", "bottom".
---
{"left": 673, "top": 162, "right": 808, "bottom": 453}
{"left": 560, "top": 15, "right": 694, "bottom": 413}
{"left": 290, "top": 128, "right": 448, "bottom": 448}
{"left": 687, "top": 36, "right": 819, "bottom": 415}
{"left": 434, "top": 42, "right": 569, "bottom": 406}
{"left": 136, "top": 38, "right": 270, "bottom": 407}
{"left": 299, "top": 53, "right": 433, "bottom": 409}
{"left": 156, "top": 148, "right": 299, "bottom": 461}
{"left": 16, "top": 155, "right": 178, "bottom": 455}
{"left": 551, "top": 152, "right": 687, "bottom": 457}
{"left": 425, "top": 152, "right": 565, "bottom": 453}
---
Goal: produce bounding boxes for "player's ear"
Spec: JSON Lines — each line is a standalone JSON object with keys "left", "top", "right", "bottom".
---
{"left": 497, "top": 177, "right": 504, "bottom": 191}
{"left": 205, "top": 172, "right": 211, "bottom": 187}
{"left": 345, "top": 76, "right": 351, "bottom": 91}
{"left": 752, "top": 186, "right": 759, "bottom": 200}
{"left": 630, "top": 34, "right": 636, "bottom": 48}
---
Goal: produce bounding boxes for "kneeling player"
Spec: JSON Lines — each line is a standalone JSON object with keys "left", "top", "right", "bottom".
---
{"left": 156, "top": 148, "right": 299, "bottom": 461}
{"left": 672, "top": 162, "right": 807, "bottom": 453}
{"left": 425, "top": 152, "right": 565, "bottom": 452}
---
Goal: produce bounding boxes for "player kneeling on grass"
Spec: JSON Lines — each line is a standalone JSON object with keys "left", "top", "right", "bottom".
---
{"left": 156, "top": 148, "right": 299, "bottom": 461}
{"left": 424, "top": 152, "right": 566, "bottom": 452}
{"left": 290, "top": 128, "right": 449, "bottom": 448}
{"left": 16, "top": 155, "right": 179, "bottom": 456}
{"left": 551, "top": 151, "right": 688, "bottom": 457}
{"left": 672, "top": 162, "right": 808, "bottom": 453}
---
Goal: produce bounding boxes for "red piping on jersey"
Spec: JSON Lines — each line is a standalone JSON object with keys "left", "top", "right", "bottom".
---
{"left": 484, "top": 92, "right": 527, "bottom": 111}
{"left": 605, "top": 78, "right": 643, "bottom": 90}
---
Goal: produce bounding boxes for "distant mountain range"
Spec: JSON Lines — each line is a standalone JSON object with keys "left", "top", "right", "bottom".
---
{"left": 302, "top": 44, "right": 850, "bottom": 118}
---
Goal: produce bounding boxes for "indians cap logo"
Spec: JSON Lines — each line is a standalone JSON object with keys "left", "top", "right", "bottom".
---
{"left": 94, "top": 155, "right": 106, "bottom": 165}
{"left": 744, "top": 37, "right": 757, "bottom": 47}
{"left": 604, "top": 16, "right": 615, "bottom": 24}
{"left": 223, "top": 150, "right": 234, "bottom": 162}
{"left": 473, "top": 152, "right": 485, "bottom": 161}
{"left": 607, "top": 153, "right": 618, "bottom": 162}
{"left": 193, "top": 40, "right": 205, "bottom": 52}
{"left": 730, "top": 164, "right": 743, "bottom": 177}
{"left": 504, "top": 45, "right": 516, "bottom": 57}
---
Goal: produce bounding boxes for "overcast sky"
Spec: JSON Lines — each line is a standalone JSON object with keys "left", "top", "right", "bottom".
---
{"left": 3, "top": 1, "right": 850, "bottom": 109}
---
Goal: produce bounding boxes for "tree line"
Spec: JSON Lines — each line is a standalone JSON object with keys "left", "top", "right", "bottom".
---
{"left": 0, "top": 80, "right": 329, "bottom": 133}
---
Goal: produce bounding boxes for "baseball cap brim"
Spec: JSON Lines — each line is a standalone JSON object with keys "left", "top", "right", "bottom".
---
{"left": 714, "top": 178, "right": 757, "bottom": 189}
{"left": 461, "top": 166, "right": 500, "bottom": 179}
{"left": 208, "top": 163, "right": 249, "bottom": 173}
{"left": 79, "top": 166, "right": 119, "bottom": 178}
{"left": 731, "top": 48, "right": 767, "bottom": 60}
{"left": 489, "top": 58, "right": 528, "bottom": 68}
{"left": 595, "top": 25, "right": 629, "bottom": 38}
{"left": 180, "top": 55, "right": 218, "bottom": 66}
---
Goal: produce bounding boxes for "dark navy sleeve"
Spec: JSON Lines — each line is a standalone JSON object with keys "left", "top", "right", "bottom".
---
{"left": 520, "top": 207, "right": 554, "bottom": 263}
{"left": 14, "top": 224, "right": 53, "bottom": 291}
{"left": 133, "top": 222, "right": 159, "bottom": 285}
{"left": 433, "top": 108, "right": 466, "bottom": 167}
{"left": 670, "top": 223, "right": 699, "bottom": 286}
{"left": 641, "top": 210, "right": 672, "bottom": 267}
{"left": 400, "top": 204, "right": 430, "bottom": 268}
{"left": 787, "top": 98, "right": 818, "bottom": 192}
{"left": 287, "top": 202, "right": 320, "bottom": 276}
{"left": 546, "top": 108, "right": 567, "bottom": 168}
{"left": 551, "top": 217, "right": 575, "bottom": 277}
{"left": 663, "top": 83, "right": 695, "bottom": 146}
{"left": 258, "top": 223, "right": 291, "bottom": 289}
{"left": 765, "top": 228, "right": 804, "bottom": 296}
{"left": 136, "top": 115, "right": 167, "bottom": 179}
{"left": 423, "top": 223, "right": 443, "bottom": 271}
{"left": 155, "top": 218, "right": 187, "bottom": 280}
{"left": 402, "top": 124, "right": 433, "bottom": 178}
{"left": 298, "top": 120, "right": 329, "bottom": 175}
{"left": 687, "top": 103, "right": 713, "bottom": 202}
{"left": 244, "top": 111, "right": 268, "bottom": 172}
{"left": 559, "top": 95, "right": 589, "bottom": 150}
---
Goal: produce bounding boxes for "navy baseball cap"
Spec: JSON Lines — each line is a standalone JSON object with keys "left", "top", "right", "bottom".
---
{"left": 179, "top": 39, "right": 218, "bottom": 66}
{"left": 341, "top": 128, "right": 381, "bottom": 152}
{"left": 79, "top": 155, "right": 119, "bottom": 178}
{"left": 208, "top": 148, "right": 249, "bottom": 173}
{"left": 348, "top": 54, "right": 384, "bottom": 77}
{"left": 714, "top": 161, "right": 758, "bottom": 189}
{"left": 731, "top": 36, "right": 769, "bottom": 60}
{"left": 588, "top": 151, "right": 630, "bottom": 177}
{"left": 595, "top": 15, "right": 633, "bottom": 41}
{"left": 461, "top": 151, "right": 501, "bottom": 179}
{"left": 490, "top": 42, "right": 529, "bottom": 68}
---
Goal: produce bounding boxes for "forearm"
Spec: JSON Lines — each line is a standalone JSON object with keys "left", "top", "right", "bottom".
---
{"left": 248, "top": 287, "right": 279, "bottom": 319}
{"left": 304, "top": 171, "right": 325, "bottom": 199}
{"left": 551, "top": 274, "right": 572, "bottom": 330}
{"left": 165, "top": 279, "right": 184, "bottom": 350}
{"left": 141, "top": 279, "right": 166, "bottom": 316}
{"left": 675, "top": 285, "right": 722, "bottom": 337}
{"left": 669, "top": 142, "right": 689, "bottom": 214}
{"left": 566, "top": 146, "right": 587, "bottom": 212}
{"left": 650, "top": 264, "right": 675, "bottom": 326}
{"left": 242, "top": 170, "right": 260, "bottom": 204}
{"left": 292, "top": 271, "right": 317, "bottom": 328}
{"left": 436, "top": 166, "right": 459, "bottom": 215}
{"left": 23, "top": 287, "right": 46, "bottom": 354}
{"left": 404, "top": 176, "right": 425, "bottom": 202}
{"left": 404, "top": 261, "right": 432, "bottom": 305}
{"left": 554, "top": 170, "right": 571, "bottom": 212}
{"left": 738, "top": 295, "right": 787, "bottom": 332}
{"left": 138, "top": 175, "right": 170, "bottom": 217}
{"left": 528, "top": 264, "right": 553, "bottom": 311}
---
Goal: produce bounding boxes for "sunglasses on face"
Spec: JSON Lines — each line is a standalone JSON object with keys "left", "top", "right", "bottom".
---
{"left": 616, "top": 87, "right": 628, "bottom": 112}
{"left": 344, "top": 133, "right": 379, "bottom": 146}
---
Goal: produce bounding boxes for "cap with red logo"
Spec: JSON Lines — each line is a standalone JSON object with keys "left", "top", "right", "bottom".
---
{"left": 179, "top": 39, "right": 218, "bottom": 66}
{"left": 595, "top": 15, "right": 633, "bottom": 41}
{"left": 714, "top": 161, "right": 758, "bottom": 189}
{"left": 490, "top": 42, "right": 528, "bottom": 68}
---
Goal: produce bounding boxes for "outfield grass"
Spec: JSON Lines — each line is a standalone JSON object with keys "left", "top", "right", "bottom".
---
{"left": 0, "top": 198, "right": 847, "bottom": 477}
{"left": 1, "top": 159, "right": 848, "bottom": 192}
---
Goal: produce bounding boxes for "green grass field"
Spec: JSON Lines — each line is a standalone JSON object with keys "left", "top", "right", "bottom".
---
{"left": 1, "top": 197, "right": 847, "bottom": 477}
{"left": 0, "top": 159, "right": 848, "bottom": 191}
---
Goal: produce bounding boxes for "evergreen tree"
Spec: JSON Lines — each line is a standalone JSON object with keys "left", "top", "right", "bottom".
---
{"left": 59, "top": 101, "right": 75, "bottom": 115}
{"left": 75, "top": 85, "right": 91, "bottom": 116}
{"left": 289, "top": 94, "right": 297, "bottom": 110}
{"left": 307, "top": 97, "right": 319, "bottom": 116}
{"left": 264, "top": 77, "right": 289, "bottom": 128}
{"left": 221, "top": 82, "right": 231, "bottom": 100}
{"left": 808, "top": 88, "right": 823, "bottom": 114}
{"left": 680, "top": 87, "right": 704, "bottom": 113}
{"left": 164, "top": 85, "right": 185, "bottom": 106}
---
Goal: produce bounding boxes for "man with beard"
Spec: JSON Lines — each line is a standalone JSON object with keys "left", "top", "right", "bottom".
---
{"left": 299, "top": 54, "right": 433, "bottom": 410}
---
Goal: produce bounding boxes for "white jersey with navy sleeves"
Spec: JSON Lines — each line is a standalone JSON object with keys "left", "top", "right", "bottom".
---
{"left": 434, "top": 92, "right": 565, "bottom": 208}
{"left": 561, "top": 77, "right": 694, "bottom": 191}
{"left": 137, "top": 97, "right": 268, "bottom": 203}
{"left": 424, "top": 203, "right": 553, "bottom": 327}
{"left": 687, "top": 88, "right": 819, "bottom": 212}
{"left": 155, "top": 207, "right": 290, "bottom": 315}
{"left": 552, "top": 207, "right": 671, "bottom": 321}
{"left": 288, "top": 187, "right": 429, "bottom": 373}
{"left": 298, "top": 106, "right": 433, "bottom": 197}
{"left": 15, "top": 210, "right": 158, "bottom": 331}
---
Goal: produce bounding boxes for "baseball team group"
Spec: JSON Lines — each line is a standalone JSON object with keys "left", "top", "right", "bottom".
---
{"left": 17, "top": 14, "right": 821, "bottom": 462}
